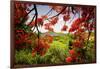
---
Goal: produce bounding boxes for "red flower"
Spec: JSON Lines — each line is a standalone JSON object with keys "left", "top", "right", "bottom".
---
{"left": 34, "top": 38, "right": 50, "bottom": 56}
{"left": 69, "top": 50, "right": 75, "bottom": 55}
{"left": 69, "top": 28, "right": 75, "bottom": 32}
{"left": 66, "top": 57, "right": 73, "bottom": 63}
{"left": 72, "top": 40, "right": 83, "bottom": 48}
{"left": 61, "top": 25, "right": 68, "bottom": 31}
{"left": 69, "top": 18, "right": 85, "bottom": 32}
{"left": 50, "top": 17, "right": 58, "bottom": 25}
{"left": 63, "top": 15, "right": 70, "bottom": 21}
{"left": 44, "top": 24, "right": 54, "bottom": 32}
{"left": 37, "top": 18, "right": 43, "bottom": 23}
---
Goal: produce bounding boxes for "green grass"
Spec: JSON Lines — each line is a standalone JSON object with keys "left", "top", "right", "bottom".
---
{"left": 42, "top": 41, "right": 69, "bottom": 64}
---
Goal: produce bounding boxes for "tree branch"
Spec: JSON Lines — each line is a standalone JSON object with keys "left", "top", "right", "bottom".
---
{"left": 20, "top": 7, "right": 35, "bottom": 24}
{"left": 45, "top": 8, "right": 53, "bottom": 15}
{"left": 28, "top": 14, "right": 36, "bottom": 26}
{"left": 34, "top": 4, "right": 40, "bottom": 38}
{"left": 47, "top": 6, "right": 67, "bottom": 19}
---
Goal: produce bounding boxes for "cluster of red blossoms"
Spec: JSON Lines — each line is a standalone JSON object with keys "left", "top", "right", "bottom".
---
{"left": 28, "top": 18, "right": 43, "bottom": 27}
{"left": 44, "top": 23, "right": 54, "bottom": 32}
{"left": 15, "top": 30, "right": 32, "bottom": 49}
{"left": 66, "top": 49, "right": 77, "bottom": 63}
{"left": 43, "top": 17, "right": 58, "bottom": 32}
{"left": 63, "top": 15, "right": 70, "bottom": 22}
{"left": 69, "top": 18, "right": 85, "bottom": 32}
{"left": 43, "top": 6, "right": 71, "bottom": 32}
{"left": 61, "top": 25, "right": 68, "bottom": 31}
{"left": 14, "top": 2, "right": 28, "bottom": 25}
{"left": 32, "top": 35, "right": 53, "bottom": 56}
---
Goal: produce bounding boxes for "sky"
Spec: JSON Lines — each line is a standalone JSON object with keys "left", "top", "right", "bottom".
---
{"left": 26, "top": 4, "right": 79, "bottom": 33}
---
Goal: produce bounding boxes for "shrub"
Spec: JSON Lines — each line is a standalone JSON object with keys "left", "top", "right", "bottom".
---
{"left": 15, "top": 49, "right": 34, "bottom": 64}
{"left": 42, "top": 41, "right": 69, "bottom": 64}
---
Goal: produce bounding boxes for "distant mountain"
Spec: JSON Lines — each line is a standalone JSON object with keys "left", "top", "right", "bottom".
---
{"left": 41, "top": 31, "right": 66, "bottom": 37}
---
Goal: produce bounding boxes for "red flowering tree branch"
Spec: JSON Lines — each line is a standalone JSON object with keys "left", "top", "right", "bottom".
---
{"left": 20, "top": 7, "right": 35, "bottom": 24}
{"left": 48, "top": 6, "right": 67, "bottom": 19}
